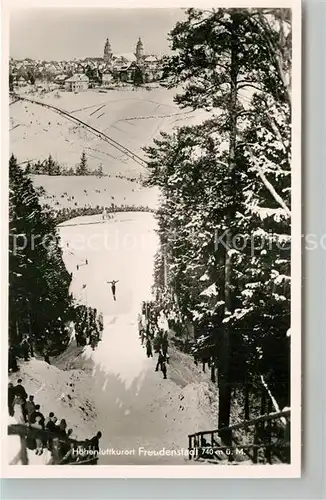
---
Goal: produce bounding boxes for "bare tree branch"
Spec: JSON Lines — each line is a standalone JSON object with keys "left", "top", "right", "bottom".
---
{"left": 237, "top": 82, "right": 263, "bottom": 92}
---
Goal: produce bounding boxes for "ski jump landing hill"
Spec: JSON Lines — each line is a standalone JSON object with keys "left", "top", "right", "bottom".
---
{"left": 10, "top": 87, "right": 208, "bottom": 178}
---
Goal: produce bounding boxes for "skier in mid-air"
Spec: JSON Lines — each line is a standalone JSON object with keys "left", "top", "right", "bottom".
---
{"left": 107, "top": 280, "right": 119, "bottom": 301}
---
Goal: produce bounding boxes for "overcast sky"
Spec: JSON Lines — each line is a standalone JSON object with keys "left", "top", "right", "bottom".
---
{"left": 10, "top": 8, "right": 186, "bottom": 60}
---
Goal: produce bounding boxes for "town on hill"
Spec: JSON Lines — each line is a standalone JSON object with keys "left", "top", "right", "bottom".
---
{"left": 9, "top": 37, "right": 167, "bottom": 91}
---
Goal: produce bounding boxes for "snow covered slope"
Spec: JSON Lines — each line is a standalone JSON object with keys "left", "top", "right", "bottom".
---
{"left": 10, "top": 88, "right": 208, "bottom": 177}
{"left": 57, "top": 212, "right": 219, "bottom": 465}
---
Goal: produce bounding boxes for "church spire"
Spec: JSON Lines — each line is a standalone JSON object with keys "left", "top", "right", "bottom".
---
{"left": 135, "top": 37, "right": 144, "bottom": 62}
{"left": 104, "top": 38, "right": 112, "bottom": 64}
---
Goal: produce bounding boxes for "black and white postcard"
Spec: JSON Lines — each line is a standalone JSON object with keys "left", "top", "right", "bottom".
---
{"left": 1, "top": 0, "right": 301, "bottom": 478}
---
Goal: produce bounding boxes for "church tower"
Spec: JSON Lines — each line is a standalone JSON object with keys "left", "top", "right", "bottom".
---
{"left": 103, "top": 38, "right": 112, "bottom": 64}
{"left": 135, "top": 37, "right": 144, "bottom": 63}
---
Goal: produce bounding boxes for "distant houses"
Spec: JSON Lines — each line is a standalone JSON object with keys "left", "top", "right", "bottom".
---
{"left": 54, "top": 74, "right": 69, "bottom": 86}
{"left": 64, "top": 74, "right": 89, "bottom": 92}
{"left": 9, "top": 36, "right": 165, "bottom": 91}
{"left": 102, "top": 71, "right": 115, "bottom": 86}
{"left": 102, "top": 40, "right": 163, "bottom": 83}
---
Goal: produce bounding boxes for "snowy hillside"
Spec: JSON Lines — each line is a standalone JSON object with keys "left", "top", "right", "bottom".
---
{"left": 10, "top": 88, "right": 208, "bottom": 177}
{"left": 33, "top": 174, "right": 159, "bottom": 212}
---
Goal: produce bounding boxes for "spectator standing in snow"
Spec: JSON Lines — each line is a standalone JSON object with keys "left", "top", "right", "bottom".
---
{"left": 45, "top": 413, "right": 56, "bottom": 431}
{"left": 155, "top": 350, "right": 165, "bottom": 373}
{"left": 161, "top": 360, "right": 167, "bottom": 380}
{"left": 25, "top": 395, "right": 36, "bottom": 423}
{"left": 56, "top": 419, "right": 68, "bottom": 458}
{"left": 90, "top": 431, "right": 102, "bottom": 453}
{"left": 57, "top": 419, "right": 67, "bottom": 437}
{"left": 89, "top": 431, "right": 102, "bottom": 464}
{"left": 153, "top": 334, "right": 162, "bottom": 353}
{"left": 21, "top": 337, "right": 30, "bottom": 361}
{"left": 44, "top": 412, "right": 55, "bottom": 430}
{"left": 45, "top": 412, "right": 56, "bottom": 450}
{"left": 8, "top": 383, "right": 15, "bottom": 417}
{"left": 162, "top": 332, "right": 169, "bottom": 359}
{"left": 146, "top": 338, "right": 153, "bottom": 358}
{"left": 146, "top": 320, "right": 153, "bottom": 341}
{"left": 30, "top": 404, "right": 45, "bottom": 428}
{"left": 90, "top": 334, "right": 97, "bottom": 350}
{"left": 14, "top": 379, "right": 27, "bottom": 402}
{"left": 31, "top": 415, "right": 44, "bottom": 455}
{"left": 13, "top": 395, "right": 25, "bottom": 424}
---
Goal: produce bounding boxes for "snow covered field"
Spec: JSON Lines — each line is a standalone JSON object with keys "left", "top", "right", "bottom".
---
{"left": 10, "top": 88, "right": 208, "bottom": 177}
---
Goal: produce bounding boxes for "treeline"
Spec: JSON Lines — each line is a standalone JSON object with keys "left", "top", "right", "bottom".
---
{"left": 25, "top": 153, "right": 105, "bottom": 177}
{"left": 8, "top": 155, "right": 103, "bottom": 368}
{"left": 51, "top": 205, "right": 155, "bottom": 225}
{"left": 145, "top": 8, "right": 291, "bottom": 432}
{"left": 9, "top": 154, "right": 74, "bottom": 360}
{"left": 25, "top": 154, "right": 141, "bottom": 184}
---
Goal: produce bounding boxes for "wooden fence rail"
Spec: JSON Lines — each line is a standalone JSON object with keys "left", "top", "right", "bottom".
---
{"left": 8, "top": 424, "right": 98, "bottom": 465}
{"left": 188, "top": 409, "right": 291, "bottom": 464}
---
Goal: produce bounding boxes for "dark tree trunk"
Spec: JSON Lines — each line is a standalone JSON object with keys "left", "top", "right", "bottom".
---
{"left": 261, "top": 390, "right": 267, "bottom": 416}
{"left": 218, "top": 15, "right": 239, "bottom": 442}
{"left": 244, "top": 383, "right": 250, "bottom": 420}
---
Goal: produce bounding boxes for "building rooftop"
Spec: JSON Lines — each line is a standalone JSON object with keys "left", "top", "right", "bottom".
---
{"left": 113, "top": 53, "right": 136, "bottom": 62}
{"left": 65, "top": 74, "right": 89, "bottom": 82}
{"left": 144, "top": 55, "right": 158, "bottom": 62}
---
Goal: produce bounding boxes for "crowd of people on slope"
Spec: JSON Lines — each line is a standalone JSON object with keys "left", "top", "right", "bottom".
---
{"left": 8, "top": 378, "right": 102, "bottom": 464}
{"left": 74, "top": 305, "right": 103, "bottom": 350}
{"left": 138, "top": 301, "right": 170, "bottom": 380}
{"left": 9, "top": 304, "right": 104, "bottom": 374}
{"left": 8, "top": 334, "right": 52, "bottom": 373}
